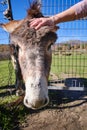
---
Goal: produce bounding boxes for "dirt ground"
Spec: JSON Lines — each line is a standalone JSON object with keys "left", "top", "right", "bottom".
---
{"left": 20, "top": 91, "right": 87, "bottom": 130}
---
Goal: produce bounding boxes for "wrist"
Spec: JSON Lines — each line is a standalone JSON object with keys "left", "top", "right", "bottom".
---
{"left": 50, "top": 15, "right": 61, "bottom": 24}
{"left": 50, "top": 16, "right": 56, "bottom": 24}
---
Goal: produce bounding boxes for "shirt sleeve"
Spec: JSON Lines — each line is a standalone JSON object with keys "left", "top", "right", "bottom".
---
{"left": 73, "top": 0, "right": 87, "bottom": 19}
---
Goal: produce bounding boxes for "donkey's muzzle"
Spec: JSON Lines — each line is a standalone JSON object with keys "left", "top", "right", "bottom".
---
{"left": 24, "top": 97, "right": 49, "bottom": 110}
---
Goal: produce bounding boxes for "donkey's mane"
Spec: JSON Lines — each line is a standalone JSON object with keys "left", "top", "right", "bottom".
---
{"left": 27, "top": 1, "right": 43, "bottom": 18}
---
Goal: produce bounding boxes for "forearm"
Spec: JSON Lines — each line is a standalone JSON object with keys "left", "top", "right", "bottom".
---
{"left": 51, "top": 0, "right": 87, "bottom": 24}
{"left": 51, "top": 7, "right": 76, "bottom": 24}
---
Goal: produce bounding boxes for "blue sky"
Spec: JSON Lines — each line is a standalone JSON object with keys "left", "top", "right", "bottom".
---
{"left": 0, "top": 0, "right": 87, "bottom": 44}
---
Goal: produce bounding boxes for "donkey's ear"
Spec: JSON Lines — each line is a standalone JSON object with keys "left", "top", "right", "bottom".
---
{"left": 36, "top": 0, "right": 42, "bottom": 10}
{"left": 0, "top": 20, "right": 24, "bottom": 33}
{"left": 31, "top": 0, "right": 42, "bottom": 10}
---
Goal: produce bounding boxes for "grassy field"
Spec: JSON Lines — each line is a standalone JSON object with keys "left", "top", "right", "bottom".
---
{"left": 0, "top": 52, "right": 87, "bottom": 129}
{"left": 0, "top": 60, "right": 15, "bottom": 87}
{"left": 51, "top": 52, "right": 87, "bottom": 79}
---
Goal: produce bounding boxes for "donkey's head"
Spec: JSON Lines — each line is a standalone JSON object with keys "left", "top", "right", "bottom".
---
{"left": 0, "top": 1, "right": 58, "bottom": 109}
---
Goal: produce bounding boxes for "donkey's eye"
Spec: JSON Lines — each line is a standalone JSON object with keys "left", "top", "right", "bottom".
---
{"left": 47, "top": 43, "right": 53, "bottom": 51}
{"left": 48, "top": 45, "right": 51, "bottom": 50}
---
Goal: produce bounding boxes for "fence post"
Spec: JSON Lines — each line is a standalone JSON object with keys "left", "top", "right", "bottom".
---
{"left": 3, "top": 0, "right": 13, "bottom": 20}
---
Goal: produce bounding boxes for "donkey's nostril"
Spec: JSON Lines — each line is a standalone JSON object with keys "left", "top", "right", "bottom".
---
{"left": 44, "top": 98, "right": 49, "bottom": 105}
{"left": 25, "top": 99, "right": 28, "bottom": 104}
{"left": 24, "top": 97, "right": 49, "bottom": 109}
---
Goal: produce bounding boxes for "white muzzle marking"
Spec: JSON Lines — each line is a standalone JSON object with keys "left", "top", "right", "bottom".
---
{"left": 24, "top": 76, "right": 49, "bottom": 109}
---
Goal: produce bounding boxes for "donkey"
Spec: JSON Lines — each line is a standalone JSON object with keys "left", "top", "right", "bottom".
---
{"left": 0, "top": 1, "right": 58, "bottom": 109}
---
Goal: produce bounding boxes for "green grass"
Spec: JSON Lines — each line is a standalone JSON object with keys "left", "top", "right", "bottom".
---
{"left": 0, "top": 60, "right": 23, "bottom": 130}
{"left": 0, "top": 60, "right": 15, "bottom": 86}
{"left": 0, "top": 60, "right": 16, "bottom": 103}
{"left": 0, "top": 104, "right": 28, "bottom": 130}
{"left": 51, "top": 52, "right": 87, "bottom": 79}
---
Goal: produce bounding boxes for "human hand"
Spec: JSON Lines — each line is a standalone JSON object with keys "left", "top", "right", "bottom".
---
{"left": 30, "top": 17, "right": 54, "bottom": 30}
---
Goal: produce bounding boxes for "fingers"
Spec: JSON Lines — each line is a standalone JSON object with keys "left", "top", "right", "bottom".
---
{"left": 34, "top": 21, "right": 45, "bottom": 30}
{"left": 30, "top": 18, "right": 42, "bottom": 28}
{"left": 29, "top": 17, "right": 54, "bottom": 30}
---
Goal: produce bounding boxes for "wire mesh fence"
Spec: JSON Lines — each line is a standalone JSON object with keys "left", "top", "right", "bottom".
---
{"left": 41, "top": 0, "right": 87, "bottom": 89}
{"left": 0, "top": 0, "right": 9, "bottom": 43}
{"left": 0, "top": 0, "right": 15, "bottom": 88}
{"left": 0, "top": 0, "right": 87, "bottom": 89}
